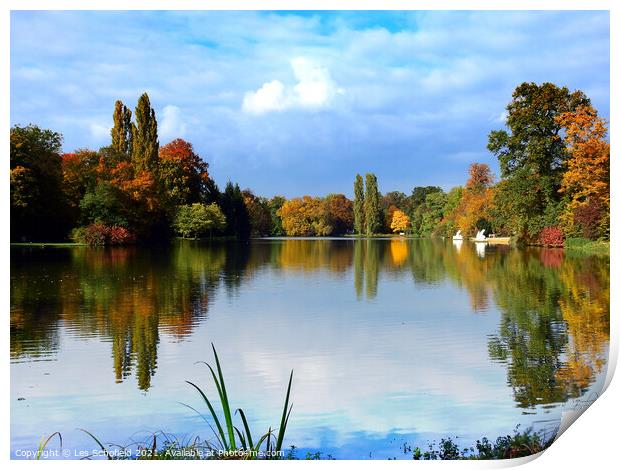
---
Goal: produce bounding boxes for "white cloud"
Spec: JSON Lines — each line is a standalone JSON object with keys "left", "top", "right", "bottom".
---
{"left": 159, "top": 105, "right": 187, "bottom": 139}
{"left": 242, "top": 80, "right": 286, "bottom": 114}
{"left": 242, "top": 57, "right": 342, "bottom": 114}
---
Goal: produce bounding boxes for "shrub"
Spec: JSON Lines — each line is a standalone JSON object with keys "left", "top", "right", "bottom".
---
{"left": 537, "top": 226, "right": 564, "bottom": 247}
{"left": 108, "top": 226, "right": 135, "bottom": 245}
{"left": 84, "top": 223, "right": 109, "bottom": 246}
{"left": 71, "top": 223, "right": 135, "bottom": 246}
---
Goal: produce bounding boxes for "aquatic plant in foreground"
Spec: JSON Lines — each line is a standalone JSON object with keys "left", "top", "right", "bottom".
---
{"left": 183, "top": 344, "right": 294, "bottom": 459}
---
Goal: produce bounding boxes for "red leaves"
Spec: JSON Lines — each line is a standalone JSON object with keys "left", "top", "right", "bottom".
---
{"left": 537, "top": 226, "right": 564, "bottom": 247}
{"left": 83, "top": 223, "right": 135, "bottom": 246}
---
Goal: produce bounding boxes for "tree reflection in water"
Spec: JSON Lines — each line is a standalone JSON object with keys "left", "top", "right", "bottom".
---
{"left": 10, "top": 239, "right": 609, "bottom": 405}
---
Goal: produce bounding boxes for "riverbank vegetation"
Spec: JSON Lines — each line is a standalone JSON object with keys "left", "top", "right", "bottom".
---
{"left": 11, "top": 82, "right": 608, "bottom": 247}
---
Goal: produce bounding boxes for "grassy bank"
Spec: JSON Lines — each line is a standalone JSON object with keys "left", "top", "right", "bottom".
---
{"left": 10, "top": 242, "right": 86, "bottom": 247}
{"left": 565, "top": 237, "right": 610, "bottom": 255}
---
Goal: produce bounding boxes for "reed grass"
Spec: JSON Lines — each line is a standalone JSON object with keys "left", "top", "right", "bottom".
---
{"left": 183, "top": 343, "right": 293, "bottom": 459}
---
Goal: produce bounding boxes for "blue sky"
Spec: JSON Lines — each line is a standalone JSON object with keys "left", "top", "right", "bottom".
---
{"left": 10, "top": 11, "right": 609, "bottom": 198}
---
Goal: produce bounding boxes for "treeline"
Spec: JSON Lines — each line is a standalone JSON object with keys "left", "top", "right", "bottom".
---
{"left": 352, "top": 82, "right": 610, "bottom": 245}
{"left": 11, "top": 94, "right": 250, "bottom": 243}
{"left": 10, "top": 82, "right": 609, "bottom": 245}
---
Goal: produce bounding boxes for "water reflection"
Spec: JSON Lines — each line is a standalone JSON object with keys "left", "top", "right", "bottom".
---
{"left": 10, "top": 239, "right": 609, "bottom": 455}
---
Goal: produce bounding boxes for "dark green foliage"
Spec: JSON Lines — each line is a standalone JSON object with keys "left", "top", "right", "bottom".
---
{"left": 487, "top": 82, "right": 590, "bottom": 240}
{"left": 411, "top": 426, "right": 554, "bottom": 460}
{"left": 79, "top": 182, "right": 129, "bottom": 227}
{"left": 132, "top": 93, "right": 159, "bottom": 173}
{"left": 409, "top": 186, "right": 442, "bottom": 209}
{"left": 269, "top": 196, "right": 286, "bottom": 236}
{"left": 220, "top": 182, "right": 251, "bottom": 239}
{"left": 353, "top": 174, "right": 365, "bottom": 234}
{"left": 363, "top": 173, "right": 381, "bottom": 235}
{"left": 10, "top": 124, "right": 69, "bottom": 241}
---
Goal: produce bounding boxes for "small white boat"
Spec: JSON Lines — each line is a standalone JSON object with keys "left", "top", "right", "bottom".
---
{"left": 452, "top": 230, "right": 463, "bottom": 241}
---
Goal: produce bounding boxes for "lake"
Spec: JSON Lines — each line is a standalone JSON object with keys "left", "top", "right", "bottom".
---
{"left": 10, "top": 238, "right": 610, "bottom": 459}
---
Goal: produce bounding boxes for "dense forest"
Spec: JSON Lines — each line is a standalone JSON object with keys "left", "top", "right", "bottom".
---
{"left": 10, "top": 82, "right": 609, "bottom": 245}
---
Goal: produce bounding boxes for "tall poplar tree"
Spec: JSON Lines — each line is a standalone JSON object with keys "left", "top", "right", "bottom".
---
{"left": 111, "top": 100, "right": 133, "bottom": 156}
{"left": 364, "top": 173, "right": 381, "bottom": 235}
{"left": 132, "top": 93, "right": 159, "bottom": 173}
{"left": 353, "top": 174, "right": 365, "bottom": 234}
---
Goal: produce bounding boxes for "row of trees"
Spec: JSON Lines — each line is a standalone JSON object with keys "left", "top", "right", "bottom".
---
{"left": 11, "top": 93, "right": 252, "bottom": 243}
{"left": 10, "top": 82, "right": 609, "bottom": 244}
{"left": 350, "top": 83, "right": 609, "bottom": 244}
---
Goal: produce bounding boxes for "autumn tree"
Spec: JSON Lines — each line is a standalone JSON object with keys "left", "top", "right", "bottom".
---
{"left": 364, "top": 173, "right": 381, "bottom": 235}
{"left": 132, "top": 93, "right": 159, "bottom": 173}
{"left": 466, "top": 163, "right": 493, "bottom": 192}
{"left": 243, "top": 190, "right": 273, "bottom": 237}
{"left": 61, "top": 150, "right": 101, "bottom": 214}
{"left": 390, "top": 209, "right": 410, "bottom": 233}
{"left": 278, "top": 196, "right": 319, "bottom": 236}
{"left": 453, "top": 163, "right": 495, "bottom": 236}
{"left": 324, "top": 193, "right": 354, "bottom": 235}
{"left": 277, "top": 196, "right": 350, "bottom": 237}
{"left": 487, "top": 82, "right": 590, "bottom": 239}
{"left": 353, "top": 174, "right": 365, "bottom": 234}
{"left": 556, "top": 105, "right": 610, "bottom": 239}
{"left": 159, "top": 138, "right": 210, "bottom": 207}
{"left": 384, "top": 204, "right": 398, "bottom": 231}
{"left": 111, "top": 100, "right": 133, "bottom": 156}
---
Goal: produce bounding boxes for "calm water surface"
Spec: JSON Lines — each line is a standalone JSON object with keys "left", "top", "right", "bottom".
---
{"left": 10, "top": 239, "right": 609, "bottom": 459}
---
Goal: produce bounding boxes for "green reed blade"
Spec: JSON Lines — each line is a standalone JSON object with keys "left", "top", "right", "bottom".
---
{"left": 275, "top": 370, "right": 294, "bottom": 452}
{"left": 36, "top": 432, "right": 62, "bottom": 460}
{"left": 211, "top": 344, "right": 236, "bottom": 450}
{"left": 185, "top": 380, "right": 229, "bottom": 450}
{"left": 79, "top": 429, "right": 111, "bottom": 460}
{"left": 237, "top": 408, "right": 254, "bottom": 449}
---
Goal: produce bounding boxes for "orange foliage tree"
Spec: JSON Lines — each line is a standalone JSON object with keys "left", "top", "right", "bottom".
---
{"left": 453, "top": 163, "right": 495, "bottom": 236}
{"left": 556, "top": 105, "right": 610, "bottom": 239}
{"left": 390, "top": 209, "right": 410, "bottom": 233}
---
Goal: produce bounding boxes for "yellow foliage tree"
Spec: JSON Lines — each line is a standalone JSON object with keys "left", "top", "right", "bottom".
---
{"left": 390, "top": 209, "right": 410, "bottom": 233}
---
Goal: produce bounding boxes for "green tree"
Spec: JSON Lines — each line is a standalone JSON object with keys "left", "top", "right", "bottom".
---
{"left": 353, "top": 174, "right": 365, "bottom": 234}
{"left": 173, "top": 203, "right": 226, "bottom": 239}
{"left": 79, "top": 181, "right": 129, "bottom": 227}
{"left": 131, "top": 93, "right": 159, "bottom": 173}
{"left": 220, "top": 182, "right": 251, "bottom": 239}
{"left": 269, "top": 196, "right": 286, "bottom": 236}
{"left": 111, "top": 100, "right": 133, "bottom": 156}
{"left": 487, "top": 82, "right": 590, "bottom": 239}
{"left": 419, "top": 191, "right": 447, "bottom": 237}
{"left": 10, "top": 124, "right": 68, "bottom": 241}
{"left": 364, "top": 173, "right": 380, "bottom": 235}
